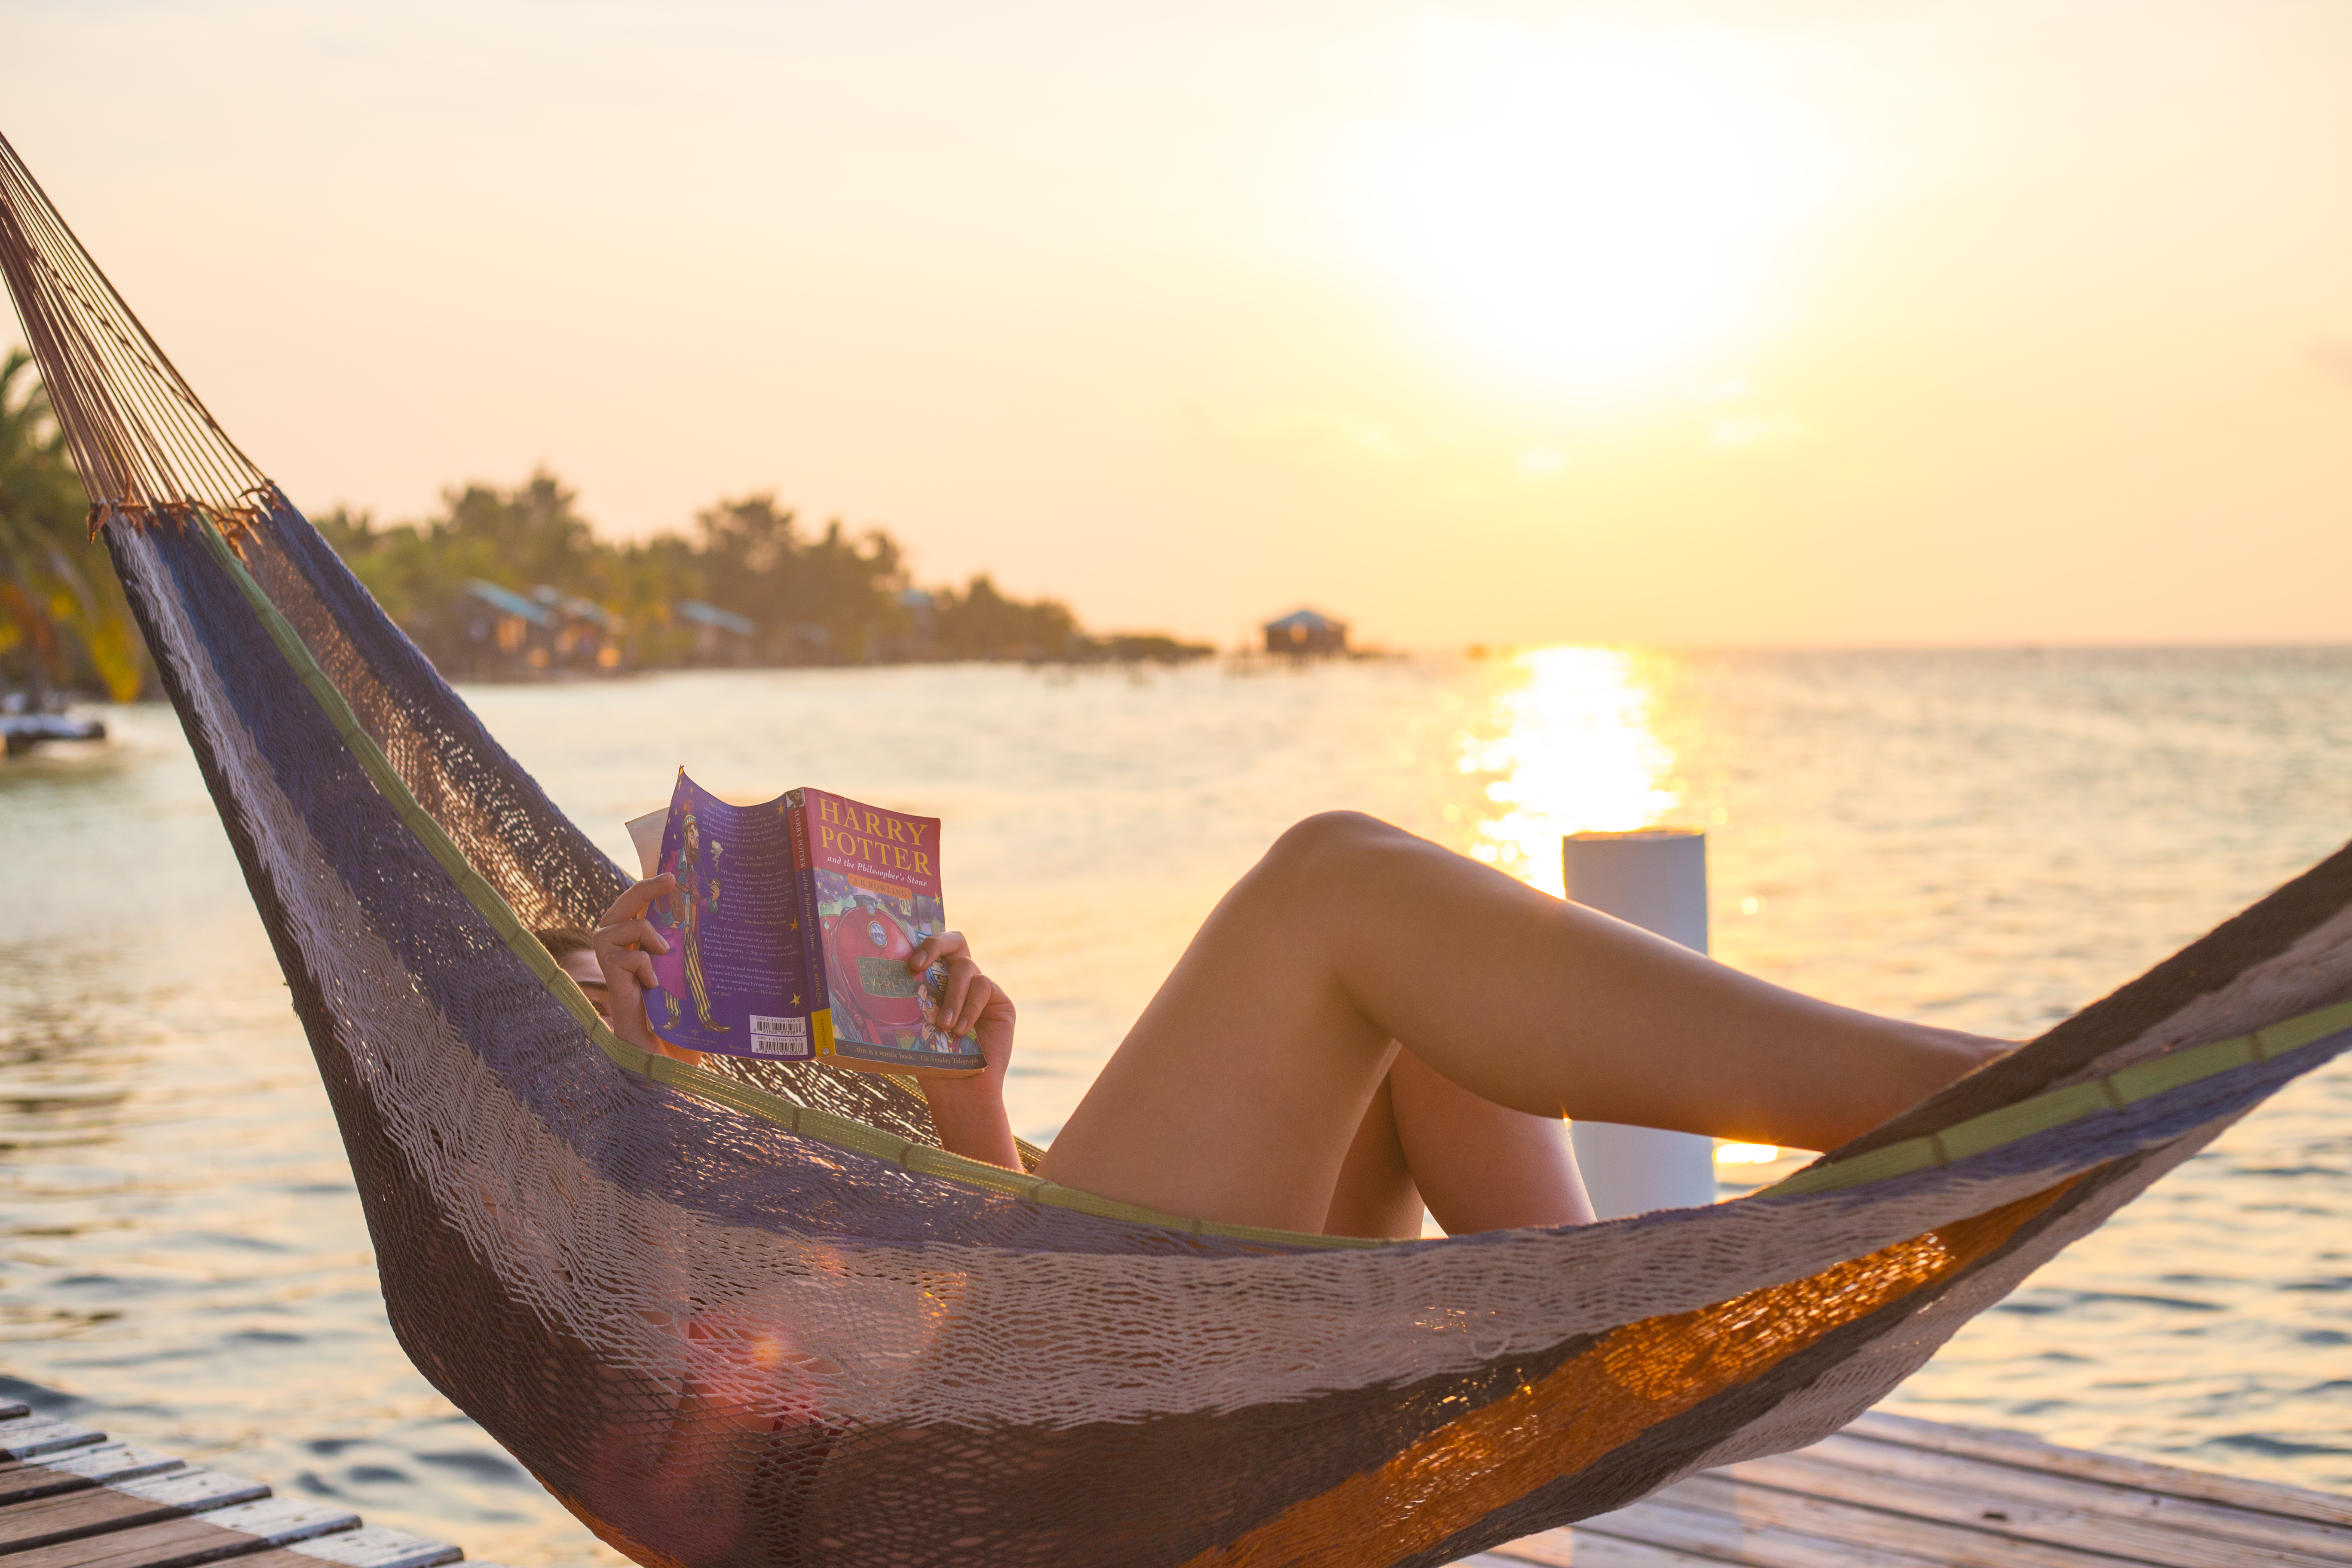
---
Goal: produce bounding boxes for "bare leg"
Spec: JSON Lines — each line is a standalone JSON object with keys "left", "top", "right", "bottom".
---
{"left": 1321, "top": 1058, "right": 1421, "bottom": 1240}
{"left": 1038, "top": 812, "right": 2003, "bottom": 1234}
{"left": 1324, "top": 1052, "right": 1596, "bottom": 1238}
{"left": 1395, "top": 1050, "right": 1596, "bottom": 1234}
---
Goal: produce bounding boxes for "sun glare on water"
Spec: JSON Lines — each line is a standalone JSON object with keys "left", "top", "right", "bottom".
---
{"left": 1350, "top": 21, "right": 1840, "bottom": 395}
{"left": 1462, "top": 646, "right": 1681, "bottom": 895}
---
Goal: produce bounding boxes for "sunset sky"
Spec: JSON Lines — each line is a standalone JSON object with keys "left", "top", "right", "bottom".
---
{"left": 4, "top": 1, "right": 2348, "bottom": 648}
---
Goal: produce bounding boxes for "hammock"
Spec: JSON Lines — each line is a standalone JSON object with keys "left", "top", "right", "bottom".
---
{"left": 5, "top": 129, "right": 2349, "bottom": 1568}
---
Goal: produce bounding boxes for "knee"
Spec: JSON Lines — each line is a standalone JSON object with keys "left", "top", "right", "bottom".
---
{"left": 1256, "top": 811, "right": 1412, "bottom": 887}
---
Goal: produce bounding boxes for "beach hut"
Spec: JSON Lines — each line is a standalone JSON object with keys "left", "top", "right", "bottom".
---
{"left": 461, "top": 579, "right": 555, "bottom": 676}
{"left": 1262, "top": 606, "right": 1348, "bottom": 656}
{"left": 530, "top": 585, "right": 628, "bottom": 671}
{"left": 676, "top": 598, "right": 758, "bottom": 665}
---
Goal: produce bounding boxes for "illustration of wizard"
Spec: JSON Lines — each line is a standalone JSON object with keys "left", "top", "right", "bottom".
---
{"left": 664, "top": 806, "right": 729, "bottom": 1033}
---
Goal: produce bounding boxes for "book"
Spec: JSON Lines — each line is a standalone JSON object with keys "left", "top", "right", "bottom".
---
{"left": 615, "top": 771, "right": 983, "bottom": 1076}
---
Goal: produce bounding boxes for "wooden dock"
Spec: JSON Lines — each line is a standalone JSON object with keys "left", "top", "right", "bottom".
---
{"left": 0, "top": 1403, "right": 492, "bottom": 1568}
{"left": 12, "top": 1394, "right": 2348, "bottom": 1566}
{"left": 1467, "top": 1409, "right": 2352, "bottom": 1568}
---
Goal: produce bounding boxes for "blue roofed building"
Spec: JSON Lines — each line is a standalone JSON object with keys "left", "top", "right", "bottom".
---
{"left": 458, "top": 580, "right": 628, "bottom": 676}
{"left": 1262, "top": 607, "right": 1348, "bottom": 657}
{"left": 677, "top": 599, "right": 759, "bottom": 665}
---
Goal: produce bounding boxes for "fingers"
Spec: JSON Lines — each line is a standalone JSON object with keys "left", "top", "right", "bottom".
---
{"left": 940, "top": 963, "right": 1004, "bottom": 1038}
{"left": 908, "top": 930, "right": 969, "bottom": 970}
{"left": 599, "top": 874, "right": 677, "bottom": 927}
{"left": 569, "top": 893, "right": 675, "bottom": 1057}
{"left": 593, "top": 945, "right": 662, "bottom": 1054}
{"left": 933, "top": 954, "right": 972, "bottom": 1032}
{"left": 954, "top": 974, "right": 998, "bottom": 1038}
{"left": 595, "top": 915, "right": 671, "bottom": 958}
{"left": 909, "top": 933, "right": 990, "bottom": 1037}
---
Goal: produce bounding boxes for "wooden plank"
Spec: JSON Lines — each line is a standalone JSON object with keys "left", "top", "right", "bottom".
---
{"left": 0, "top": 1448, "right": 184, "bottom": 1507}
{"left": 32, "top": 1451, "right": 184, "bottom": 1489}
{"left": 0, "top": 1520, "right": 239, "bottom": 1568}
{"left": 1460, "top": 1540, "right": 1743, "bottom": 1568}
{"left": 1849, "top": 1412, "right": 2352, "bottom": 1531}
{"left": 0, "top": 1499, "right": 358, "bottom": 1568}
{"left": 226, "top": 1528, "right": 462, "bottom": 1568}
{"left": 145, "top": 1501, "right": 355, "bottom": 1550}
{"left": 1626, "top": 1470, "right": 2341, "bottom": 1568}
{"left": 1568, "top": 1487, "right": 2070, "bottom": 1568}
{"left": 1751, "top": 1433, "right": 2352, "bottom": 1562}
{"left": 1475, "top": 1520, "right": 1909, "bottom": 1568}
{"left": 1716, "top": 1450, "right": 2351, "bottom": 1568}
{"left": 0, "top": 1414, "right": 472, "bottom": 1568}
{"left": 0, "top": 1421, "right": 107, "bottom": 1463}
{"left": 0, "top": 1470, "right": 93, "bottom": 1511}
{"left": 1473, "top": 1415, "right": 2352, "bottom": 1568}
{"left": 0, "top": 1469, "right": 268, "bottom": 1552}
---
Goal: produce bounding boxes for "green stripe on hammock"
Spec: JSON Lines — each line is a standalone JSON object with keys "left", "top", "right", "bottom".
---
{"left": 1764, "top": 998, "right": 2352, "bottom": 1196}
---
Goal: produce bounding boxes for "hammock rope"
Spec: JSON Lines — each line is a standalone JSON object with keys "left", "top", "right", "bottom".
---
{"left": 8, "top": 126, "right": 2350, "bottom": 1568}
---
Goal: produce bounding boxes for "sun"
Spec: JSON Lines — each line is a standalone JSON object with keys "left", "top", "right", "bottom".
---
{"left": 1349, "top": 22, "right": 1837, "bottom": 396}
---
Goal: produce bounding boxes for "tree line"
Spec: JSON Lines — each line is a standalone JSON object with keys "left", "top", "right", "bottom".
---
{"left": 2, "top": 350, "right": 1204, "bottom": 699}
{"left": 316, "top": 470, "right": 1152, "bottom": 674}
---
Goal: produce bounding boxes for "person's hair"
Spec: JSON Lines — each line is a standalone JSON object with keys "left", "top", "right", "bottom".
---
{"left": 535, "top": 925, "right": 595, "bottom": 959}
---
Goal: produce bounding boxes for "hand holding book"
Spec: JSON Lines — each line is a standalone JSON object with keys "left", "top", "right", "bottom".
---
{"left": 898, "top": 928, "right": 1022, "bottom": 1172}
{"left": 619, "top": 773, "right": 987, "bottom": 1076}
{"left": 587, "top": 872, "right": 706, "bottom": 1068}
{"left": 586, "top": 876, "right": 1022, "bottom": 1169}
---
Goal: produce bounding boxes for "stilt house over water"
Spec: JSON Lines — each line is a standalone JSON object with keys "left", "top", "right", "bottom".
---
{"left": 675, "top": 599, "right": 758, "bottom": 665}
{"left": 1263, "top": 606, "right": 1348, "bottom": 656}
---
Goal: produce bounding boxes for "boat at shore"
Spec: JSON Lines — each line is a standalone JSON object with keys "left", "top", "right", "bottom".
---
{"left": 0, "top": 698, "right": 106, "bottom": 757}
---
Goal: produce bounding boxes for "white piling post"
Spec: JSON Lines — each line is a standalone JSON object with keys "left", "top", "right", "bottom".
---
{"left": 1562, "top": 828, "right": 1721, "bottom": 1218}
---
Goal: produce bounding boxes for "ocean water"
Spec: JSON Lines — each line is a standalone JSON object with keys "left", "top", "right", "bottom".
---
{"left": 2, "top": 646, "right": 2347, "bottom": 1563}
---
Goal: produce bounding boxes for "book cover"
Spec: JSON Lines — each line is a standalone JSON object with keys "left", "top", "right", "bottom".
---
{"left": 628, "top": 772, "right": 980, "bottom": 1075}
{"left": 640, "top": 772, "right": 825, "bottom": 1061}
{"left": 790, "top": 786, "right": 981, "bottom": 1074}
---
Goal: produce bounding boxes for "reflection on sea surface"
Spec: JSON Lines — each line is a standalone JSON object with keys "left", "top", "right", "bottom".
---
{"left": 1460, "top": 646, "right": 1683, "bottom": 893}
{"left": 2, "top": 648, "right": 2348, "bottom": 1564}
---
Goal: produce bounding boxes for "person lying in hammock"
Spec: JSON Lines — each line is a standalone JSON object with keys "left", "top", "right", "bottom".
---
{"left": 588, "top": 811, "right": 2009, "bottom": 1240}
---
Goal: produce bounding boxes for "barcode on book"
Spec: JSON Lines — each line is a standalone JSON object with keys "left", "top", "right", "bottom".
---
{"left": 747, "top": 1014, "right": 810, "bottom": 1059}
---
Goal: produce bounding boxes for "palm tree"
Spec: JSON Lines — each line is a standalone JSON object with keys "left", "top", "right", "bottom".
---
{"left": 0, "top": 347, "right": 143, "bottom": 701}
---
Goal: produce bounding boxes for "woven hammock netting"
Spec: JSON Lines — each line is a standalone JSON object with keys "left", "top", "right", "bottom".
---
{"left": 8, "top": 129, "right": 2352, "bottom": 1568}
